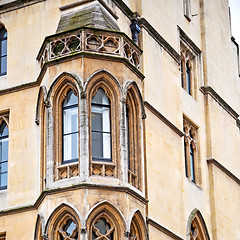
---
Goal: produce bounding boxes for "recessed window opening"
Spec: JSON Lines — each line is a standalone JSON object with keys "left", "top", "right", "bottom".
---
{"left": 190, "top": 143, "right": 195, "bottom": 182}
{"left": 0, "top": 121, "right": 8, "bottom": 189}
{"left": 186, "top": 62, "right": 191, "bottom": 95}
{"left": 62, "top": 90, "right": 78, "bottom": 163}
{"left": 0, "top": 27, "right": 7, "bottom": 76}
{"left": 91, "top": 88, "right": 112, "bottom": 162}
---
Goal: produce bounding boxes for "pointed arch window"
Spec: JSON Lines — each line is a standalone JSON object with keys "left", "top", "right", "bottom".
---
{"left": 126, "top": 86, "right": 142, "bottom": 189}
{"left": 91, "top": 88, "right": 111, "bottom": 162}
{"left": 0, "top": 27, "right": 7, "bottom": 76}
{"left": 46, "top": 205, "right": 80, "bottom": 240}
{"left": 189, "top": 211, "right": 210, "bottom": 240}
{"left": 53, "top": 84, "right": 79, "bottom": 181}
{"left": 62, "top": 90, "right": 79, "bottom": 163}
{"left": 0, "top": 121, "right": 8, "bottom": 190}
{"left": 186, "top": 62, "right": 191, "bottom": 95}
{"left": 183, "top": 118, "right": 199, "bottom": 184}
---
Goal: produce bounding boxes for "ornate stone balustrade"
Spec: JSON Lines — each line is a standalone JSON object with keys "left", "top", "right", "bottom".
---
{"left": 91, "top": 161, "right": 116, "bottom": 177}
{"left": 57, "top": 162, "right": 79, "bottom": 180}
{"left": 37, "top": 28, "right": 142, "bottom": 70}
{"left": 128, "top": 169, "right": 137, "bottom": 188}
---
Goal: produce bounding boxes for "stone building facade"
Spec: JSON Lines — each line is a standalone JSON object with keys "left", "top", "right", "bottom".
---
{"left": 0, "top": 0, "right": 239, "bottom": 239}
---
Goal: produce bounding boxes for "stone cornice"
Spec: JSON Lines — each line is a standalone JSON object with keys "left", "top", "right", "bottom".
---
{"left": 178, "top": 26, "right": 201, "bottom": 55}
{"left": 200, "top": 86, "right": 240, "bottom": 128}
{"left": 0, "top": 51, "right": 145, "bottom": 97}
{"left": 207, "top": 158, "right": 240, "bottom": 185}
{"left": 147, "top": 218, "right": 184, "bottom": 240}
{"left": 0, "top": 0, "right": 46, "bottom": 14}
{"left": 139, "top": 18, "right": 181, "bottom": 63}
{"left": 144, "top": 101, "right": 184, "bottom": 137}
{"left": 0, "top": 183, "right": 148, "bottom": 217}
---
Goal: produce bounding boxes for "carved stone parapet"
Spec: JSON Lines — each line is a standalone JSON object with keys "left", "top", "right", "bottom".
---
{"left": 90, "top": 161, "right": 116, "bottom": 177}
{"left": 128, "top": 169, "right": 138, "bottom": 188}
{"left": 37, "top": 28, "right": 142, "bottom": 70}
{"left": 57, "top": 162, "right": 79, "bottom": 180}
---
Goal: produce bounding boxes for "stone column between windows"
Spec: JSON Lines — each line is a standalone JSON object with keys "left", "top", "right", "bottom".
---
{"left": 120, "top": 98, "right": 128, "bottom": 184}
{"left": 79, "top": 96, "right": 89, "bottom": 180}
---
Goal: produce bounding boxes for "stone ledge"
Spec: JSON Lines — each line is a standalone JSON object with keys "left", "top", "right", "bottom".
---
{"left": 144, "top": 101, "right": 184, "bottom": 137}
{"left": 0, "top": 0, "right": 46, "bottom": 14}
{"left": 147, "top": 218, "right": 184, "bottom": 240}
{"left": 0, "top": 183, "right": 148, "bottom": 217}
{"left": 207, "top": 158, "right": 240, "bottom": 185}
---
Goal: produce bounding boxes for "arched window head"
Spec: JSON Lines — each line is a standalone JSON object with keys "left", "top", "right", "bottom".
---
{"left": 129, "top": 212, "right": 147, "bottom": 240}
{"left": 91, "top": 88, "right": 111, "bottom": 162}
{"left": 62, "top": 90, "right": 79, "bottom": 163}
{"left": 0, "top": 120, "right": 8, "bottom": 190}
{"left": 0, "top": 27, "right": 7, "bottom": 76}
{"left": 90, "top": 213, "right": 116, "bottom": 240}
{"left": 46, "top": 204, "right": 81, "bottom": 240}
{"left": 189, "top": 211, "right": 210, "bottom": 240}
{"left": 126, "top": 86, "right": 142, "bottom": 190}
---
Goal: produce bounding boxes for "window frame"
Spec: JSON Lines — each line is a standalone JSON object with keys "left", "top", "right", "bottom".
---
{"left": 126, "top": 86, "right": 142, "bottom": 190}
{"left": 88, "top": 79, "right": 119, "bottom": 178}
{"left": 183, "top": 117, "right": 199, "bottom": 184}
{"left": 0, "top": 27, "right": 7, "bottom": 76}
{"left": 53, "top": 83, "right": 80, "bottom": 181}
{"left": 0, "top": 117, "right": 9, "bottom": 190}
{"left": 91, "top": 87, "right": 112, "bottom": 162}
{"left": 61, "top": 90, "right": 79, "bottom": 164}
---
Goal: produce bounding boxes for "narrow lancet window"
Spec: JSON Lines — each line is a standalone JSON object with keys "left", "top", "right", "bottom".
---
{"left": 0, "top": 121, "right": 8, "bottom": 189}
{"left": 62, "top": 90, "right": 78, "bottom": 163}
{"left": 0, "top": 27, "right": 7, "bottom": 76}
{"left": 186, "top": 62, "right": 191, "bottom": 95}
{"left": 91, "top": 88, "right": 111, "bottom": 162}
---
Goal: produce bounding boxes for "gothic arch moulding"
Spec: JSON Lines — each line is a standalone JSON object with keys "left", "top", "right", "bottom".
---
{"left": 186, "top": 209, "right": 210, "bottom": 240}
{"left": 34, "top": 214, "right": 45, "bottom": 240}
{"left": 46, "top": 72, "right": 83, "bottom": 104}
{"left": 127, "top": 210, "right": 148, "bottom": 240}
{"left": 85, "top": 200, "right": 126, "bottom": 240}
{"left": 123, "top": 81, "right": 146, "bottom": 119}
{"left": 84, "top": 69, "right": 122, "bottom": 97}
{"left": 45, "top": 203, "right": 82, "bottom": 240}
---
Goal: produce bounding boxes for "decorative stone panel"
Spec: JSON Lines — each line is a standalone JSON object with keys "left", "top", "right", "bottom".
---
{"left": 38, "top": 28, "right": 142, "bottom": 71}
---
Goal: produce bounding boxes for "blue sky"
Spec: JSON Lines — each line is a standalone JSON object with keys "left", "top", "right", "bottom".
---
{"left": 229, "top": 0, "right": 240, "bottom": 44}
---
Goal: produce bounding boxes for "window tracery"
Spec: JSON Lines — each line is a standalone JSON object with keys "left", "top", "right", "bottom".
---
{"left": 91, "top": 213, "right": 115, "bottom": 240}
{"left": 183, "top": 118, "right": 199, "bottom": 184}
{"left": 56, "top": 214, "right": 79, "bottom": 240}
{"left": 189, "top": 212, "right": 209, "bottom": 240}
{"left": 46, "top": 204, "right": 81, "bottom": 240}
